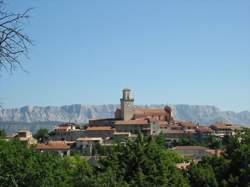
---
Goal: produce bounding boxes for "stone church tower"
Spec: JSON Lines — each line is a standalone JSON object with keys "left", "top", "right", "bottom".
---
{"left": 120, "top": 88, "right": 134, "bottom": 120}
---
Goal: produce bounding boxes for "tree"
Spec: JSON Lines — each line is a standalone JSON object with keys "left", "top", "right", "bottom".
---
{"left": 0, "top": 1, "right": 32, "bottom": 72}
{"left": 98, "top": 134, "right": 190, "bottom": 187}
{"left": 173, "top": 137, "right": 196, "bottom": 146}
{"left": 62, "top": 156, "right": 95, "bottom": 187}
{"left": 34, "top": 128, "right": 49, "bottom": 143}
{"left": 207, "top": 136, "right": 222, "bottom": 149}
{"left": 195, "top": 129, "right": 250, "bottom": 187}
{"left": 0, "top": 139, "right": 70, "bottom": 187}
{"left": 155, "top": 132, "right": 166, "bottom": 148}
{"left": 199, "top": 156, "right": 230, "bottom": 185}
{"left": 223, "top": 129, "right": 250, "bottom": 187}
{"left": 187, "top": 164, "right": 218, "bottom": 187}
{"left": 0, "top": 128, "right": 6, "bottom": 138}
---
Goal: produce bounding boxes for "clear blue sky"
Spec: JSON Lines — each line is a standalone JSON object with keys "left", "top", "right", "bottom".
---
{"left": 0, "top": 0, "right": 249, "bottom": 111}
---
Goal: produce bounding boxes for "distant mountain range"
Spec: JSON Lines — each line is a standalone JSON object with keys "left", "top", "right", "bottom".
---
{"left": 0, "top": 104, "right": 250, "bottom": 133}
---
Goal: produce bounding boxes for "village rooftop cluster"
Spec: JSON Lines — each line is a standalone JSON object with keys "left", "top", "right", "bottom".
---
{"left": 6, "top": 89, "right": 243, "bottom": 161}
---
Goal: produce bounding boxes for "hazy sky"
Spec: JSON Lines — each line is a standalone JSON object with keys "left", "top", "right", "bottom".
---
{"left": 0, "top": 0, "right": 249, "bottom": 111}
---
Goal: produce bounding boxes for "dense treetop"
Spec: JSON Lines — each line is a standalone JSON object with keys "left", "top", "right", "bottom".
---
{"left": 0, "top": 129, "right": 250, "bottom": 187}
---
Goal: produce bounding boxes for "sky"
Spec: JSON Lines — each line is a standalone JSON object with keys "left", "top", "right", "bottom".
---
{"left": 0, "top": 0, "right": 249, "bottom": 111}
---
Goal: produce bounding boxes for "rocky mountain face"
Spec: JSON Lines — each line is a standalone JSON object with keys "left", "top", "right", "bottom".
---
{"left": 170, "top": 105, "right": 250, "bottom": 125}
{"left": 0, "top": 104, "right": 249, "bottom": 133}
{"left": 0, "top": 104, "right": 118, "bottom": 123}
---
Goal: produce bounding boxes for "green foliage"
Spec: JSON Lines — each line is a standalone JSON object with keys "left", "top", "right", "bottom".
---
{"left": 98, "top": 134, "right": 189, "bottom": 187}
{"left": 189, "top": 128, "right": 250, "bottom": 187}
{"left": 223, "top": 129, "right": 250, "bottom": 187}
{"left": 0, "top": 134, "right": 189, "bottom": 187}
{"left": 0, "top": 139, "right": 69, "bottom": 187}
{"left": 199, "top": 156, "right": 230, "bottom": 183}
{"left": 48, "top": 130, "right": 56, "bottom": 136}
{"left": 187, "top": 164, "right": 218, "bottom": 187}
{"left": 207, "top": 136, "right": 222, "bottom": 149}
{"left": 1, "top": 129, "right": 250, "bottom": 187}
{"left": 34, "top": 128, "right": 49, "bottom": 143}
{"left": 174, "top": 137, "right": 197, "bottom": 146}
{"left": 94, "top": 143, "right": 114, "bottom": 156}
{"left": 155, "top": 132, "right": 166, "bottom": 148}
{"left": 173, "top": 135, "right": 223, "bottom": 149}
{"left": 0, "top": 129, "right": 6, "bottom": 138}
{"left": 62, "top": 156, "right": 94, "bottom": 187}
{"left": 74, "top": 124, "right": 81, "bottom": 129}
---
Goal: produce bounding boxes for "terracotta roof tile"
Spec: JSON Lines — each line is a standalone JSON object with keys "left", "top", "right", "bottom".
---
{"left": 179, "top": 121, "right": 197, "bottom": 128}
{"left": 173, "top": 146, "right": 208, "bottom": 151}
{"left": 36, "top": 141, "right": 70, "bottom": 150}
{"left": 196, "top": 126, "right": 213, "bottom": 133}
{"left": 211, "top": 122, "right": 233, "bottom": 130}
{"left": 135, "top": 108, "right": 167, "bottom": 115}
{"left": 114, "top": 120, "right": 149, "bottom": 125}
{"left": 86, "top": 126, "right": 115, "bottom": 131}
{"left": 165, "top": 129, "right": 185, "bottom": 134}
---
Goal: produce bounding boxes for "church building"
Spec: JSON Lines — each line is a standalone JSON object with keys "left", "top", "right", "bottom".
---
{"left": 87, "top": 88, "right": 173, "bottom": 136}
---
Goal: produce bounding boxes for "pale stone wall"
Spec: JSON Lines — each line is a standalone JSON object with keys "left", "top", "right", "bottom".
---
{"left": 120, "top": 89, "right": 135, "bottom": 120}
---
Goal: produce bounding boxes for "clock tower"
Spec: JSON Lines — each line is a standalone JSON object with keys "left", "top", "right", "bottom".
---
{"left": 120, "top": 88, "right": 134, "bottom": 120}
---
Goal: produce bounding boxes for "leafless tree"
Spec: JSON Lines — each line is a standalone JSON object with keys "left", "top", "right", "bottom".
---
{"left": 0, "top": 1, "right": 32, "bottom": 72}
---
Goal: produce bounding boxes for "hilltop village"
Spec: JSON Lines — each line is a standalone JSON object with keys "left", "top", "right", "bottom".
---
{"left": 6, "top": 89, "right": 242, "bottom": 161}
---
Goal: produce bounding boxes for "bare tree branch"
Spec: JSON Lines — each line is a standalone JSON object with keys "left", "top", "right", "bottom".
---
{"left": 0, "top": 1, "right": 33, "bottom": 72}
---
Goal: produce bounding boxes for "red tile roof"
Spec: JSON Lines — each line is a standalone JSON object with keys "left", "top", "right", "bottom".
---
{"left": 178, "top": 121, "right": 197, "bottom": 128}
{"left": 196, "top": 126, "right": 213, "bottom": 133}
{"left": 86, "top": 126, "right": 115, "bottom": 131}
{"left": 211, "top": 122, "right": 233, "bottom": 130}
{"left": 158, "top": 121, "right": 168, "bottom": 128}
{"left": 135, "top": 108, "right": 167, "bottom": 115}
{"left": 114, "top": 120, "right": 149, "bottom": 125}
{"left": 173, "top": 146, "right": 208, "bottom": 151}
{"left": 36, "top": 141, "right": 70, "bottom": 150}
{"left": 165, "top": 129, "right": 185, "bottom": 134}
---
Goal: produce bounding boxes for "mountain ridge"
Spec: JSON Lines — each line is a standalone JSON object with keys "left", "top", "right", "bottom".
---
{"left": 1, "top": 104, "right": 250, "bottom": 124}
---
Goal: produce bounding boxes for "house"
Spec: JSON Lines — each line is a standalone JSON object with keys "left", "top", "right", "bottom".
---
{"left": 177, "top": 121, "right": 198, "bottom": 130}
{"left": 85, "top": 126, "right": 115, "bottom": 137}
{"left": 54, "top": 123, "right": 76, "bottom": 133}
{"left": 210, "top": 122, "right": 235, "bottom": 137}
{"left": 36, "top": 141, "right": 70, "bottom": 156}
{"left": 112, "top": 131, "right": 138, "bottom": 142}
{"left": 173, "top": 146, "right": 222, "bottom": 160}
{"left": 49, "top": 130, "right": 85, "bottom": 141}
{"left": 196, "top": 126, "right": 213, "bottom": 136}
{"left": 16, "top": 130, "right": 37, "bottom": 145}
{"left": 76, "top": 137, "right": 103, "bottom": 154}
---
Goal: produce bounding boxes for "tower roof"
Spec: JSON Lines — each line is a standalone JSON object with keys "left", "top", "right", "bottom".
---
{"left": 123, "top": 88, "right": 131, "bottom": 91}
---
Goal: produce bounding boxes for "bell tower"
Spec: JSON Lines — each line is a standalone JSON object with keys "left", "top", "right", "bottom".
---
{"left": 120, "top": 88, "right": 134, "bottom": 120}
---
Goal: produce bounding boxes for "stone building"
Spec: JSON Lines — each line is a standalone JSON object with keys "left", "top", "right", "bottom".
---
{"left": 115, "top": 89, "right": 172, "bottom": 122}
{"left": 120, "top": 88, "right": 135, "bottom": 120}
{"left": 87, "top": 88, "right": 172, "bottom": 136}
{"left": 36, "top": 141, "right": 70, "bottom": 156}
{"left": 16, "top": 130, "right": 37, "bottom": 145}
{"left": 54, "top": 123, "right": 76, "bottom": 133}
{"left": 172, "top": 146, "right": 222, "bottom": 160}
{"left": 210, "top": 122, "right": 237, "bottom": 137}
{"left": 85, "top": 126, "right": 115, "bottom": 137}
{"left": 76, "top": 137, "right": 103, "bottom": 154}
